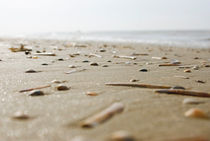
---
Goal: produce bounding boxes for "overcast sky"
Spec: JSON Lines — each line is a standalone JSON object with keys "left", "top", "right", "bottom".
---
{"left": 0, "top": 0, "right": 210, "bottom": 34}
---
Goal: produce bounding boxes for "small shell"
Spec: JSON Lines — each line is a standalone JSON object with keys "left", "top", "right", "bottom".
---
{"left": 29, "top": 90, "right": 45, "bottom": 96}
{"left": 69, "top": 65, "right": 77, "bottom": 68}
{"left": 185, "top": 108, "right": 208, "bottom": 118}
{"left": 192, "top": 65, "right": 199, "bottom": 70}
{"left": 183, "top": 98, "right": 204, "bottom": 105}
{"left": 102, "top": 65, "right": 109, "bottom": 67}
{"left": 57, "top": 58, "right": 64, "bottom": 61}
{"left": 25, "top": 69, "right": 38, "bottom": 73}
{"left": 139, "top": 69, "right": 148, "bottom": 72}
{"left": 196, "top": 80, "right": 206, "bottom": 84}
{"left": 56, "top": 84, "right": 70, "bottom": 91}
{"left": 82, "top": 60, "right": 89, "bottom": 63}
{"left": 130, "top": 79, "right": 139, "bottom": 82}
{"left": 111, "top": 131, "right": 135, "bottom": 141}
{"left": 90, "top": 62, "right": 99, "bottom": 66}
{"left": 86, "top": 92, "right": 98, "bottom": 96}
{"left": 12, "top": 111, "right": 30, "bottom": 120}
{"left": 42, "top": 63, "right": 48, "bottom": 66}
{"left": 184, "top": 69, "right": 191, "bottom": 73}
{"left": 100, "top": 49, "right": 106, "bottom": 52}
{"left": 32, "top": 56, "right": 38, "bottom": 59}
{"left": 51, "top": 80, "right": 62, "bottom": 84}
{"left": 205, "top": 64, "right": 210, "bottom": 67}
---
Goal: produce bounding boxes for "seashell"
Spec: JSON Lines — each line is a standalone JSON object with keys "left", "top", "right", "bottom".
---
{"left": 167, "top": 136, "right": 208, "bottom": 141}
{"left": 110, "top": 130, "right": 135, "bottom": 141}
{"left": 183, "top": 98, "right": 205, "bottom": 105}
{"left": 100, "top": 49, "right": 106, "bottom": 52}
{"left": 113, "top": 55, "right": 136, "bottom": 60}
{"left": 174, "top": 75, "right": 189, "bottom": 79}
{"left": 65, "top": 69, "right": 86, "bottom": 74}
{"left": 90, "top": 62, "right": 99, "bottom": 66}
{"left": 196, "top": 80, "right": 206, "bottom": 84}
{"left": 192, "top": 65, "right": 199, "bottom": 70}
{"left": 159, "top": 63, "right": 180, "bottom": 66}
{"left": 25, "top": 50, "right": 31, "bottom": 55}
{"left": 106, "top": 83, "right": 171, "bottom": 89}
{"left": 205, "top": 64, "right": 210, "bottom": 67}
{"left": 184, "top": 69, "right": 191, "bottom": 73}
{"left": 155, "top": 89, "right": 210, "bottom": 97}
{"left": 74, "top": 44, "right": 88, "bottom": 48}
{"left": 171, "top": 60, "right": 181, "bottom": 64}
{"left": 57, "top": 58, "right": 64, "bottom": 61}
{"left": 51, "top": 80, "right": 62, "bottom": 83}
{"left": 194, "top": 57, "right": 200, "bottom": 59}
{"left": 185, "top": 108, "right": 208, "bottom": 118}
{"left": 56, "top": 84, "right": 70, "bottom": 91}
{"left": 171, "top": 86, "right": 185, "bottom": 90}
{"left": 81, "top": 103, "right": 124, "bottom": 128}
{"left": 32, "top": 56, "right": 38, "bottom": 59}
{"left": 42, "top": 63, "right": 48, "bottom": 65}
{"left": 68, "top": 65, "right": 77, "bottom": 68}
{"left": 82, "top": 60, "right": 89, "bottom": 63}
{"left": 34, "top": 52, "right": 56, "bottom": 56}
{"left": 102, "top": 65, "right": 109, "bottom": 67}
{"left": 86, "top": 92, "right": 98, "bottom": 96}
{"left": 12, "top": 111, "right": 30, "bottom": 120}
{"left": 89, "top": 53, "right": 102, "bottom": 58}
{"left": 130, "top": 79, "right": 139, "bottom": 82}
{"left": 29, "top": 90, "right": 45, "bottom": 96}
{"left": 139, "top": 69, "right": 148, "bottom": 72}
{"left": 25, "top": 69, "right": 38, "bottom": 73}
{"left": 131, "top": 53, "right": 149, "bottom": 56}
{"left": 152, "top": 57, "right": 162, "bottom": 60}
{"left": 19, "top": 85, "right": 51, "bottom": 93}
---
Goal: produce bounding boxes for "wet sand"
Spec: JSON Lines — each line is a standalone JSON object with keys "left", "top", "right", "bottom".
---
{"left": 0, "top": 38, "right": 210, "bottom": 141}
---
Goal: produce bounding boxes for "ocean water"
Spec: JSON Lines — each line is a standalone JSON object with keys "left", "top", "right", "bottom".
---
{"left": 2, "top": 30, "right": 210, "bottom": 48}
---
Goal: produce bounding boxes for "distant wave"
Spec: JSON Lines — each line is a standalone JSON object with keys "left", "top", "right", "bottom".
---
{"left": 1, "top": 30, "right": 210, "bottom": 48}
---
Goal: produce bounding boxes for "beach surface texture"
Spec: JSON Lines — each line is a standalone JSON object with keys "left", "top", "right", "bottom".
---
{"left": 0, "top": 38, "right": 210, "bottom": 141}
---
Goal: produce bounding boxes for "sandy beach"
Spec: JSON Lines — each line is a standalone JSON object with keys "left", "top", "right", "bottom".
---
{"left": 0, "top": 38, "right": 210, "bottom": 141}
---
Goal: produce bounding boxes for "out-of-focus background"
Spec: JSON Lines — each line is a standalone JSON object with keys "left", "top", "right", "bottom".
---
{"left": 0, "top": 0, "right": 210, "bottom": 47}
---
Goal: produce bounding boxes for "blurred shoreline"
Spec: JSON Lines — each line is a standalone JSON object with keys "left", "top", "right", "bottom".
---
{"left": 1, "top": 30, "right": 210, "bottom": 48}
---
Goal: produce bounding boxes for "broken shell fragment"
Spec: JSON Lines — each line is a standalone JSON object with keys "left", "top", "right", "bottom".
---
{"left": 12, "top": 111, "right": 30, "bottom": 120}
{"left": 110, "top": 130, "right": 135, "bottom": 141}
{"left": 86, "top": 92, "right": 98, "bottom": 96}
{"left": 56, "top": 84, "right": 70, "bottom": 91}
{"left": 184, "top": 69, "right": 191, "bottom": 73}
{"left": 185, "top": 108, "right": 208, "bottom": 118}
{"left": 34, "top": 52, "right": 56, "bottom": 56}
{"left": 29, "top": 90, "right": 45, "bottom": 96}
{"left": 81, "top": 102, "right": 124, "bottom": 128}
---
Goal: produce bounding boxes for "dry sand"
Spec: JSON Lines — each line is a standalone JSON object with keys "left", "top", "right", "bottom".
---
{"left": 0, "top": 38, "right": 210, "bottom": 141}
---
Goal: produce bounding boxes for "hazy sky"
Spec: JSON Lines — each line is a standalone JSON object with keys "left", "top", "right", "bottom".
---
{"left": 0, "top": 0, "right": 210, "bottom": 34}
